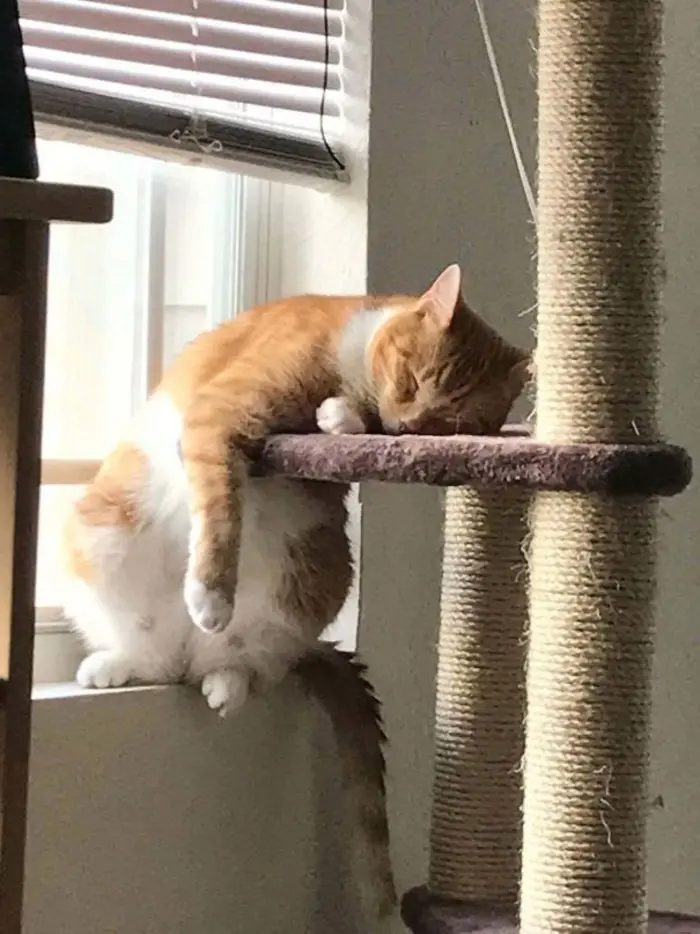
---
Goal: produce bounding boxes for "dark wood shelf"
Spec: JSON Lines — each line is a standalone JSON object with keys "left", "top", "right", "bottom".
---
{"left": 0, "top": 177, "right": 113, "bottom": 223}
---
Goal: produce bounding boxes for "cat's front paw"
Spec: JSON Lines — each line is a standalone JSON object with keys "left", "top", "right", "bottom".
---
{"left": 77, "top": 651, "right": 132, "bottom": 690}
{"left": 185, "top": 577, "right": 234, "bottom": 634}
{"left": 201, "top": 669, "right": 249, "bottom": 718}
{"left": 316, "top": 397, "right": 366, "bottom": 434}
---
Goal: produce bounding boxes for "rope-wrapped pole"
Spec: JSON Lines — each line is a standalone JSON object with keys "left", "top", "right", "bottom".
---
{"left": 521, "top": 2, "right": 663, "bottom": 933}
{"left": 428, "top": 487, "right": 528, "bottom": 902}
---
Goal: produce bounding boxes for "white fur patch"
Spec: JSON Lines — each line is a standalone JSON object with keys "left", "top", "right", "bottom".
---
{"left": 128, "top": 392, "right": 187, "bottom": 521}
{"left": 201, "top": 669, "right": 249, "bottom": 717}
{"left": 185, "top": 577, "right": 234, "bottom": 634}
{"left": 336, "top": 307, "right": 396, "bottom": 398}
{"left": 77, "top": 651, "right": 132, "bottom": 689}
{"left": 316, "top": 397, "right": 366, "bottom": 434}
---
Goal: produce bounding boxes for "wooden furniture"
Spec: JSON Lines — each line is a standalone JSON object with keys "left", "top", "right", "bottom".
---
{"left": 0, "top": 176, "right": 112, "bottom": 933}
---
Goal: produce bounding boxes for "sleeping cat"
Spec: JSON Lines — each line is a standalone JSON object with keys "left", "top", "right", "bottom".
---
{"left": 61, "top": 262, "right": 529, "bottom": 917}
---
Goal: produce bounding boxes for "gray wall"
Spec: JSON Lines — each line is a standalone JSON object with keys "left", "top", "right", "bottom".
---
{"left": 647, "top": 0, "right": 700, "bottom": 909}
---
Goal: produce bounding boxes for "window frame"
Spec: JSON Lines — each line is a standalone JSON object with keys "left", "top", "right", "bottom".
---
{"left": 34, "top": 139, "right": 283, "bottom": 683}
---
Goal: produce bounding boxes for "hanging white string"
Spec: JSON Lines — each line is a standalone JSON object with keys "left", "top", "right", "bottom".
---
{"left": 472, "top": 0, "right": 537, "bottom": 225}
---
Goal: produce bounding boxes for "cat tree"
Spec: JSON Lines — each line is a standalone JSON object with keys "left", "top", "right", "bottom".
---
{"left": 259, "top": 1, "right": 698, "bottom": 932}
{"left": 0, "top": 0, "right": 697, "bottom": 933}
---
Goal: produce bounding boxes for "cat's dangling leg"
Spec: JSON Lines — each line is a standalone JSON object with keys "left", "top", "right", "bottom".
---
{"left": 179, "top": 390, "right": 255, "bottom": 635}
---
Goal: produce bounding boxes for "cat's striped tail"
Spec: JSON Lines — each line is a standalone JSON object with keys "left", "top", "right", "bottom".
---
{"left": 294, "top": 642, "right": 397, "bottom": 919}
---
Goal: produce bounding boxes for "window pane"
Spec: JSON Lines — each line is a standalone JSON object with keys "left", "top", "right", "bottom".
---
{"left": 160, "top": 166, "right": 242, "bottom": 371}
{"left": 36, "top": 484, "right": 84, "bottom": 609}
{"left": 162, "top": 304, "right": 209, "bottom": 372}
{"left": 35, "top": 137, "right": 246, "bottom": 616}
{"left": 39, "top": 139, "right": 152, "bottom": 459}
{"left": 37, "top": 139, "right": 243, "bottom": 457}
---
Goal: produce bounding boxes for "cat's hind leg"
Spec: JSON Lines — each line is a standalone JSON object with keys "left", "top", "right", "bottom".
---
{"left": 200, "top": 668, "right": 249, "bottom": 717}
{"left": 64, "top": 510, "right": 190, "bottom": 690}
{"left": 69, "top": 581, "right": 188, "bottom": 690}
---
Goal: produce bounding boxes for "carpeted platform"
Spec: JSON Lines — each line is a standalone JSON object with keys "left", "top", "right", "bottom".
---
{"left": 253, "top": 426, "right": 692, "bottom": 496}
{"left": 402, "top": 887, "right": 700, "bottom": 934}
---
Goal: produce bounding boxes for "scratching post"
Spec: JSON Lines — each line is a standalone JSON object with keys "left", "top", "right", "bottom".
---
{"left": 429, "top": 488, "right": 527, "bottom": 903}
{"left": 522, "top": 2, "right": 662, "bottom": 933}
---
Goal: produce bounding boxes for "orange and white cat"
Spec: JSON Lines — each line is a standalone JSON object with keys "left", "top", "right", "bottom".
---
{"left": 61, "top": 263, "right": 529, "bottom": 916}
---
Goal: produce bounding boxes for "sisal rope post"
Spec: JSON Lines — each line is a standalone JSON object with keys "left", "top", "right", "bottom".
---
{"left": 521, "top": 3, "right": 663, "bottom": 934}
{"left": 428, "top": 487, "right": 528, "bottom": 902}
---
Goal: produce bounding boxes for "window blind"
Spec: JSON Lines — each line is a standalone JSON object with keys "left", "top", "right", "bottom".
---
{"left": 19, "top": 0, "right": 347, "bottom": 179}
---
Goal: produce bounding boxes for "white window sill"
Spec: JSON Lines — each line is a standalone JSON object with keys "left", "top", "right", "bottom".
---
{"left": 32, "top": 680, "right": 173, "bottom": 702}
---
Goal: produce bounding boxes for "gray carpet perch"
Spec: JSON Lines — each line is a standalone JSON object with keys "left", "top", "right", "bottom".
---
{"left": 254, "top": 428, "right": 691, "bottom": 496}
{"left": 402, "top": 888, "right": 700, "bottom": 934}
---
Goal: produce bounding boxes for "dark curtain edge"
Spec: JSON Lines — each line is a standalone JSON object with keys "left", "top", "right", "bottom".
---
{"left": 0, "top": 0, "right": 39, "bottom": 179}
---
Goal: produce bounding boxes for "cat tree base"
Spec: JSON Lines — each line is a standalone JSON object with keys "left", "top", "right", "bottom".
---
{"left": 402, "top": 887, "right": 700, "bottom": 934}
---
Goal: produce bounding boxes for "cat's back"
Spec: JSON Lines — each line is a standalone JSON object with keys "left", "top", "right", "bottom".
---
{"left": 158, "top": 293, "right": 370, "bottom": 409}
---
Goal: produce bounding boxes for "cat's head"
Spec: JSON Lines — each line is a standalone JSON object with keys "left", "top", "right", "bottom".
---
{"left": 368, "top": 264, "right": 532, "bottom": 435}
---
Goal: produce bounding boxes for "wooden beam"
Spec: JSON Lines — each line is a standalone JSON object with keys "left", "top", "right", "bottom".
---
{"left": 0, "top": 218, "right": 49, "bottom": 932}
{"left": 0, "top": 177, "right": 112, "bottom": 223}
{"left": 0, "top": 177, "right": 113, "bottom": 934}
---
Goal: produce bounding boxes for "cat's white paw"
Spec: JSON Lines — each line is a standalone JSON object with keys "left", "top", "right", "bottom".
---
{"left": 185, "top": 577, "right": 233, "bottom": 634}
{"left": 201, "top": 669, "right": 249, "bottom": 718}
{"left": 77, "top": 651, "right": 132, "bottom": 690}
{"left": 316, "top": 397, "right": 366, "bottom": 435}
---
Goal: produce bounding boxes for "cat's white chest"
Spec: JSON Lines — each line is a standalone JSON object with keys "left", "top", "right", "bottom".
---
{"left": 337, "top": 307, "right": 396, "bottom": 399}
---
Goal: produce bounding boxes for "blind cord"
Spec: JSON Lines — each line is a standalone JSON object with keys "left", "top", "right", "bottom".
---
{"left": 321, "top": 0, "right": 345, "bottom": 172}
{"left": 473, "top": 0, "right": 537, "bottom": 225}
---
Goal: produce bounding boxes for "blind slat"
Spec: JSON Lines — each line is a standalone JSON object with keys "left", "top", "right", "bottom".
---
{"left": 27, "top": 60, "right": 340, "bottom": 115}
{"left": 20, "top": 0, "right": 347, "bottom": 179}
{"left": 21, "top": 0, "right": 342, "bottom": 63}
{"left": 112, "top": 0, "right": 344, "bottom": 36}
{"left": 21, "top": 23, "right": 341, "bottom": 90}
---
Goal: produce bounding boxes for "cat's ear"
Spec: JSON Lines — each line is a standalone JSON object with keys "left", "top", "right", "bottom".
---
{"left": 420, "top": 264, "right": 462, "bottom": 329}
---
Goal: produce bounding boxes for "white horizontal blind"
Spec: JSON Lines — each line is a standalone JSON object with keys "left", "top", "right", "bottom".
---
{"left": 20, "top": 0, "right": 347, "bottom": 179}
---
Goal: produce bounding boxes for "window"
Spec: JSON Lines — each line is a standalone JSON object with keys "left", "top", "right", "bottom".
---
{"left": 32, "top": 135, "right": 359, "bottom": 686}
{"left": 33, "top": 135, "right": 281, "bottom": 683}
{"left": 19, "top": 0, "right": 347, "bottom": 180}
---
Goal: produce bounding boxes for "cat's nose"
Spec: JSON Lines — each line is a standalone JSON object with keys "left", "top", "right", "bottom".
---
{"left": 396, "top": 421, "right": 412, "bottom": 435}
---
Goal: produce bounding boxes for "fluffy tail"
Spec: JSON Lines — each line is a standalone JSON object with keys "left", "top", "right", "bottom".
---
{"left": 294, "top": 642, "right": 397, "bottom": 918}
